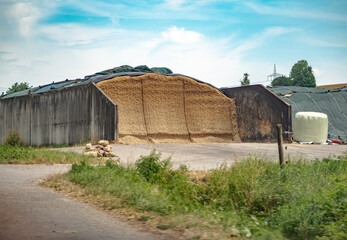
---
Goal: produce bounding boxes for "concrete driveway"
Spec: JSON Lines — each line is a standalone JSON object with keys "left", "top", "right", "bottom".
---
{"left": 59, "top": 143, "right": 347, "bottom": 170}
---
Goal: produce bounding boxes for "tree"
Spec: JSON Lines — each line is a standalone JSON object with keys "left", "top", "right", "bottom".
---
{"left": 271, "top": 76, "right": 293, "bottom": 87}
{"left": 289, "top": 60, "right": 316, "bottom": 87}
{"left": 240, "top": 73, "right": 250, "bottom": 86}
{"left": 6, "top": 82, "right": 32, "bottom": 94}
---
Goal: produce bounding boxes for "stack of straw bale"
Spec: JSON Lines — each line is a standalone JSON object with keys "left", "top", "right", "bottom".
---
{"left": 96, "top": 74, "right": 240, "bottom": 144}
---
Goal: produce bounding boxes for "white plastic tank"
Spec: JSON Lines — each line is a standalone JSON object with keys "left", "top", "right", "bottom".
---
{"left": 293, "top": 112, "right": 328, "bottom": 143}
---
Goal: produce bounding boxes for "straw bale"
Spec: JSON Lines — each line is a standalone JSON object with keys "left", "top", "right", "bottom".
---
{"left": 96, "top": 74, "right": 240, "bottom": 144}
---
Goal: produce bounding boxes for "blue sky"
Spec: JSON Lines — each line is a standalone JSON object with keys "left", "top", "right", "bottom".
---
{"left": 0, "top": 0, "right": 346, "bottom": 92}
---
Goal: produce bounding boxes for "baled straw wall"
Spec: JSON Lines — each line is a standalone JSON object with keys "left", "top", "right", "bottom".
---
{"left": 97, "top": 74, "right": 240, "bottom": 144}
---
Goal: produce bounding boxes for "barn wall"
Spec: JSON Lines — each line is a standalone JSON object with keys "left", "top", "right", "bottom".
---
{"left": 221, "top": 85, "right": 292, "bottom": 142}
{"left": 0, "top": 83, "right": 117, "bottom": 146}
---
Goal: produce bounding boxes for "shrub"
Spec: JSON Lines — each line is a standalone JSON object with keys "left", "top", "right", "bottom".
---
{"left": 135, "top": 150, "right": 172, "bottom": 184}
{"left": 4, "top": 129, "right": 24, "bottom": 146}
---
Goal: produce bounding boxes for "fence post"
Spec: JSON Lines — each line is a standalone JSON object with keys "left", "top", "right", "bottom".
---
{"left": 277, "top": 124, "right": 285, "bottom": 168}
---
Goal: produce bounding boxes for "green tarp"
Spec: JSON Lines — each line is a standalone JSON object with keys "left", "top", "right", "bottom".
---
{"left": 84, "top": 65, "right": 173, "bottom": 80}
{"left": 269, "top": 86, "right": 347, "bottom": 140}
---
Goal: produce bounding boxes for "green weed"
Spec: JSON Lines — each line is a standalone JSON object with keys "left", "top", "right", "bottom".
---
{"left": 63, "top": 152, "right": 347, "bottom": 239}
{"left": 4, "top": 129, "right": 24, "bottom": 146}
{"left": 0, "top": 145, "right": 100, "bottom": 164}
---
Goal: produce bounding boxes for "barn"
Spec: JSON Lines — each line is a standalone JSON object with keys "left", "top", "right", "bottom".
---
{"left": 0, "top": 65, "right": 291, "bottom": 146}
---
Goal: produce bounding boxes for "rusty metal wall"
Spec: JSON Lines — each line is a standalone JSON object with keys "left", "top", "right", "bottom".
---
{"left": 221, "top": 85, "right": 292, "bottom": 142}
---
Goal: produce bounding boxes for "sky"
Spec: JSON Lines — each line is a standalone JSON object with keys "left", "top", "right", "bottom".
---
{"left": 0, "top": 0, "right": 346, "bottom": 93}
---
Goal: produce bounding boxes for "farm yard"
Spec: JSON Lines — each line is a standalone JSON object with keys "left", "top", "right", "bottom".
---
{"left": 1, "top": 65, "right": 346, "bottom": 239}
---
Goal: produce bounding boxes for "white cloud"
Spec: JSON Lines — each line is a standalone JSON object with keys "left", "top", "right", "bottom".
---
{"left": 231, "top": 27, "right": 298, "bottom": 55}
{"left": 163, "top": 0, "right": 187, "bottom": 9}
{"left": 161, "top": 26, "right": 204, "bottom": 44}
{"left": 10, "top": 2, "right": 41, "bottom": 37}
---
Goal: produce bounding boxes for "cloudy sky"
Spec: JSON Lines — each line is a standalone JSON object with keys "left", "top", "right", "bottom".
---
{"left": 0, "top": 0, "right": 346, "bottom": 93}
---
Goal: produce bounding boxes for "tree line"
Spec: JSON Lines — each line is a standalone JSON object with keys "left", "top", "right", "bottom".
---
{"left": 241, "top": 60, "right": 316, "bottom": 87}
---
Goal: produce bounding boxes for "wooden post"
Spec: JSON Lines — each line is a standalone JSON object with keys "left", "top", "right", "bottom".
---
{"left": 277, "top": 124, "right": 285, "bottom": 168}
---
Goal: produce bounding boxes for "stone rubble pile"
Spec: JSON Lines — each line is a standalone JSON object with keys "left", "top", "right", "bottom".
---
{"left": 83, "top": 140, "right": 116, "bottom": 157}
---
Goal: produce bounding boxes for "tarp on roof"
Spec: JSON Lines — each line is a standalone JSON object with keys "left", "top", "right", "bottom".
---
{"left": 269, "top": 86, "right": 347, "bottom": 140}
{"left": 82, "top": 72, "right": 221, "bottom": 93}
{"left": 34, "top": 80, "right": 75, "bottom": 94}
{"left": 0, "top": 65, "right": 219, "bottom": 99}
{"left": 1, "top": 87, "right": 40, "bottom": 99}
{"left": 84, "top": 65, "right": 173, "bottom": 80}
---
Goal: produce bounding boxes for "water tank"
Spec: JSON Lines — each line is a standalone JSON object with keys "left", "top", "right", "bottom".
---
{"left": 293, "top": 112, "right": 328, "bottom": 143}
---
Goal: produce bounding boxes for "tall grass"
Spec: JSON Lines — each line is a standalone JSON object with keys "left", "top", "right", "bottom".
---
{"left": 66, "top": 151, "right": 347, "bottom": 239}
{"left": 0, "top": 145, "right": 100, "bottom": 164}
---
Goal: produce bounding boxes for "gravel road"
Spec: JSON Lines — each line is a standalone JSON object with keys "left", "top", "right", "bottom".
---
{"left": 0, "top": 165, "right": 166, "bottom": 240}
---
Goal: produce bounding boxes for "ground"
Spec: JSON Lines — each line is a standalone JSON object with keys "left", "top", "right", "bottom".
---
{"left": 1, "top": 143, "right": 346, "bottom": 240}
{"left": 59, "top": 142, "right": 347, "bottom": 169}
{"left": 0, "top": 165, "right": 170, "bottom": 240}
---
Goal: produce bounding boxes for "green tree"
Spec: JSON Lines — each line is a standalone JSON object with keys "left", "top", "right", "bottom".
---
{"left": 290, "top": 60, "right": 316, "bottom": 87}
{"left": 240, "top": 73, "right": 250, "bottom": 86}
{"left": 271, "top": 76, "right": 293, "bottom": 87}
{"left": 6, "top": 82, "right": 32, "bottom": 94}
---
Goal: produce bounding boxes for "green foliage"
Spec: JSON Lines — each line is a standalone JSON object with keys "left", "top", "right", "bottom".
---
{"left": 241, "top": 73, "right": 250, "bottom": 86}
{"left": 6, "top": 82, "right": 32, "bottom": 94}
{"left": 271, "top": 76, "right": 293, "bottom": 87}
{"left": 0, "top": 145, "right": 97, "bottom": 164}
{"left": 4, "top": 129, "right": 24, "bottom": 146}
{"left": 65, "top": 153, "right": 347, "bottom": 239}
{"left": 290, "top": 60, "right": 316, "bottom": 87}
{"left": 135, "top": 150, "right": 172, "bottom": 184}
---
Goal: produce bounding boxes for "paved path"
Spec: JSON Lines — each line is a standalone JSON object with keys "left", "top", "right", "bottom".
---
{"left": 0, "top": 165, "right": 165, "bottom": 240}
{"left": 59, "top": 143, "right": 347, "bottom": 170}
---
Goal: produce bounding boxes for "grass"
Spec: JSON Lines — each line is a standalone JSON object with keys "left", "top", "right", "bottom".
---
{"left": 0, "top": 144, "right": 105, "bottom": 164}
{"left": 42, "top": 150, "right": 347, "bottom": 239}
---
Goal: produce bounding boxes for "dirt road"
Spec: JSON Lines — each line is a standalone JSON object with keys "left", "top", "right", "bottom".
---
{"left": 0, "top": 165, "right": 165, "bottom": 240}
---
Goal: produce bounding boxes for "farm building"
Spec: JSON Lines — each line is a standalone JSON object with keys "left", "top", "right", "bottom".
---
{"left": 0, "top": 65, "right": 291, "bottom": 146}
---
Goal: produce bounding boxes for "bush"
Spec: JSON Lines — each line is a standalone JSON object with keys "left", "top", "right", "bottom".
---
{"left": 4, "top": 129, "right": 24, "bottom": 146}
{"left": 135, "top": 150, "right": 172, "bottom": 184}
